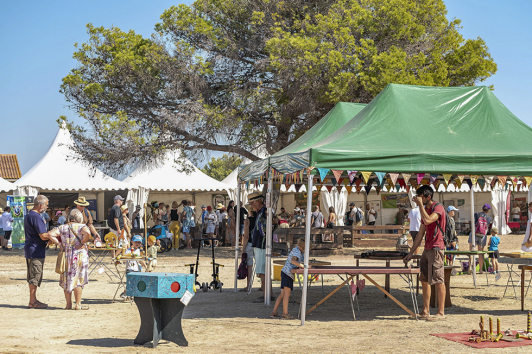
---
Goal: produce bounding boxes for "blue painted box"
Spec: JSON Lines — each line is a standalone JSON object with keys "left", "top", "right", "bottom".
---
{"left": 126, "top": 272, "right": 196, "bottom": 299}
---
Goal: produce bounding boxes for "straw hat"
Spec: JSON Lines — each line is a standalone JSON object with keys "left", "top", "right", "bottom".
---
{"left": 121, "top": 205, "right": 129, "bottom": 212}
{"left": 248, "top": 192, "right": 264, "bottom": 201}
{"left": 216, "top": 203, "right": 224, "bottom": 210}
{"left": 74, "top": 196, "right": 90, "bottom": 206}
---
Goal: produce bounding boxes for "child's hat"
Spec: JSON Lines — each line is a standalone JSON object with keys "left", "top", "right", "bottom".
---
{"left": 132, "top": 235, "right": 143, "bottom": 242}
{"left": 148, "top": 235, "right": 156, "bottom": 243}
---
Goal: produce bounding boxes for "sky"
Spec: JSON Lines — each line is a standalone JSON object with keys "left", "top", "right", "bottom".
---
{"left": 1, "top": 0, "right": 531, "bottom": 175}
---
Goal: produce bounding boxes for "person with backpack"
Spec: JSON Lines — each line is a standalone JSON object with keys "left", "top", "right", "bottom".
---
{"left": 407, "top": 205, "right": 421, "bottom": 245}
{"left": 468, "top": 204, "right": 491, "bottom": 274}
{"left": 403, "top": 185, "right": 446, "bottom": 321}
{"left": 445, "top": 206, "right": 459, "bottom": 267}
{"left": 346, "top": 202, "right": 364, "bottom": 227}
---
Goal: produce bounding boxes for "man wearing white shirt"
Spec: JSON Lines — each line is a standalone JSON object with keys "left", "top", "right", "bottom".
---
{"left": 407, "top": 206, "right": 421, "bottom": 243}
{"left": 1, "top": 207, "right": 14, "bottom": 250}
{"left": 512, "top": 203, "right": 521, "bottom": 222}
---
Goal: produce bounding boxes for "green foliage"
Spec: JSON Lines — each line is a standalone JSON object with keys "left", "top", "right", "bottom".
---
{"left": 60, "top": 0, "right": 497, "bottom": 177}
{"left": 201, "top": 154, "right": 243, "bottom": 181}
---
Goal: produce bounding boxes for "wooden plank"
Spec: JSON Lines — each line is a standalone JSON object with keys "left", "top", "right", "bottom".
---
{"left": 352, "top": 233, "right": 401, "bottom": 239}
{"left": 352, "top": 239, "right": 398, "bottom": 248}
{"left": 309, "top": 249, "right": 344, "bottom": 256}
{"left": 353, "top": 225, "right": 406, "bottom": 230}
{"left": 306, "top": 275, "right": 355, "bottom": 316}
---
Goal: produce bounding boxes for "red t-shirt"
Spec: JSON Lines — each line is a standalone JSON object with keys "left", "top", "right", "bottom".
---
{"left": 422, "top": 202, "right": 445, "bottom": 250}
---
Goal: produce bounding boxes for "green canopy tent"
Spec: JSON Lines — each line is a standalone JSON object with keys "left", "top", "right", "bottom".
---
{"left": 236, "top": 84, "right": 532, "bottom": 325}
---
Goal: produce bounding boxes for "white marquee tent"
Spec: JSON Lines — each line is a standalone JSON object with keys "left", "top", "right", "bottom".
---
{"left": 0, "top": 177, "right": 15, "bottom": 192}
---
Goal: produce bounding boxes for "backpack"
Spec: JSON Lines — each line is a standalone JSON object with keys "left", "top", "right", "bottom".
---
{"left": 432, "top": 203, "right": 453, "bottom": 247}
{"left": 475, "top": 212, "right": 489, "bottom": 237}
{"left": 355, "top": 208, "right": 363, "bottom": 223}
{"left": 345, "top": 211, "right": 353, "bottom": 226}
{"left": 373, "top": 210, "right": 378, "bottom": 220}
{"left": 237, "top": 252, "right": 248, "bottom": 280}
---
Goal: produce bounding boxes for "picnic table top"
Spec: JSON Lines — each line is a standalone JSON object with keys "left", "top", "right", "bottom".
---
{"left": 500, "top": 252, "right": 532, "bottom": 258}
{"left": 353, "top": 254, "right": 421, "bottom": 261}
{"left": 292, "top": 266, "right": 420, "bottom": 275}
{"left": 444, "top": 250, "right": 492, "bottom": 255}
{"left": 273, "top": 259, "right": 331, "bottom": 266}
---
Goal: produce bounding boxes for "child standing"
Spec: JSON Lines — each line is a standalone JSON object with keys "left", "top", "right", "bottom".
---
{"left": 270, "top": 238, "right": 308, "bottom": 320}
{"left": 488, "top": 227, "right": 500, "bottom": 275}
{"left": 146, "top": 236, "right": 161, "bottom": 272}
{"left": 125, "top": 235, "right": 146, "bottom": 273}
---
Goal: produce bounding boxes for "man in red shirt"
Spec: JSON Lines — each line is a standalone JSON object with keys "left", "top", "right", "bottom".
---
{"left": 404, "top": 185, "right": 446, "bottom": 321}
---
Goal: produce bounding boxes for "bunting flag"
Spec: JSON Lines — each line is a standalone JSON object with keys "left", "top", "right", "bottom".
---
{"left": 364, "top": 183, "right": 372, "bottom": 195}
{"left": 317, "top": 168, "right": 329, "bottom": 182}
{"left": 416, "top": 173, "right": 425, "bottom": 184}
{"left": 466, "top": 179, "right": 473, "bottom": 190}
{"left": 433, "top": 180, "right": 440, "bottom": 190}
{"left": 316, "top": 185, "right": 322, "bottom": 193}
{"left": 411, "top": 180, "right": 418, "bottom": 189}
{"left": 356, "top": 186, "right": 362, "bottom": 194}
{"left": 375, "top": 187, "right": 382, "bottom": 195}
{"left": 294, "top": 184, "right": 302, "bottom": 192}
{"left": 478, "top": 178, "right": 486, "bottom": 190}
{"left": 325, "top": 185, "right": 333, "bottom": 193}
{"left": 517, "top": 184, "right": 521, "bottom": 192}
{"left": 402, "top": 173, "right": 412, "bottom": 185}
{"left": 343, "top": 178, "right": 349, "bottom": 186}
{"left": 455, "top": 179, "right": 462, "bottom": 189}
{"left": 347, "top": 171, "right": 358, "bottom": 184}
{"left": 525, "top": 177, "right": 532, "bottom": 187}
{"left": 361, "top": 171, "right": 372, "bottom": 184}
{"left": 491, "top": 178, "right": 498, "bottom": 189}
{"left": 389, "top": 173, "right": 399, "bottom": 186}
{"left": 497, "top": 175, "right": 507, "bottom": 187}
{"left": 395, "top": 185, "right": 401, "bottom": 192}
{"left": 331, "top": 170, "right": 343, "bottom": 185}
{"left": 374, "top": 172, "right": 386, "bottom": 186}
{"left": 429, "top": 174, "right": 438, "bottom": 183}
{"left": 379, "top": 177, "right": 387, "bottom": 188}
{"left": 355, "top": 178, "right": 362, "bottom": 187}
{"left": 398, "top": 178, "right": 406, "bottom": 188}
{"left": 346, "top": 186, "right": 353, "bottom": 195}
{"left": 457, "top": 174, "right": 465, "bottom": 184}
{"left": 306, "top": 167, "right": 314, "bottom": 178}
{"left": 483, "top": 175, "right": 494, "bottom": 185}
{"left": 510, "top": 176, "right": 518, "bottom": 189}
{"left": 470, "top": 175, "right": 480, "bottom": 186}
{"left": 442, "top": 174, "right": 452, "bottom": 186}
{"left": 300, "top": 170, "right": 304, "bottom": 182}
{"left": 330, "top": 177, "right": 337, "bottom": 186}
{"left": 337, "top": 185, "right": 344, "bottom": 193}
{"left": 406, "top": 185, "right": 411, "bottom": 193}
{"left": 337, "top": 178, "right": 344, "bottom": 186}
{"left": 421, "top": 179, "right": 430, "bottom": 186}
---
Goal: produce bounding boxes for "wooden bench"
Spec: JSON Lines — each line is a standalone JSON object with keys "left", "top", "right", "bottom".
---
{"left": 273, "top": 227, "right": 347, "bottom": 255}
{"left": 347, "top": 225, "right": 409, "bottom": 249}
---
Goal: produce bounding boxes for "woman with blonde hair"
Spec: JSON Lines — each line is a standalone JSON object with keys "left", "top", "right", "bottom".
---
{"left": 121, "top": 205, "right": 132, "bottom": 247}
{"left": 169, "top": 201, "right": 181, "bottom": 250}
{"left": 59, "top": 209, "right": 91, "bottom": 310}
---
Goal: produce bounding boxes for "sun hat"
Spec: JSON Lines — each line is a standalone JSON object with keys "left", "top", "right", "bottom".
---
{"left": 248, "top": 192, "right": 264, "bottom": 201}
{"left": 56, "top": 210, "right": 62, "bottom": 216}
{"left": 120, "top": 205, "right": 129, "bottom": 212}
{"left": 148, "top": 235, "right": 156, "bottom": 243}
{"left": 207, "top": 206, "right": 212, "bottom": 211}
{"left": 114, "top": 195, "right": 125, "bottom": 202}
{"left": 132, "top": 235, "right": 143, "bottom": 242}
{"left": 74, "top": 196, "right": 90, "bottom": 206}
{"left": 216, "top": 203, "right": 224, "bottom": 210}
{"left": 447, "top": 205, "right": 459, "bottom": 212}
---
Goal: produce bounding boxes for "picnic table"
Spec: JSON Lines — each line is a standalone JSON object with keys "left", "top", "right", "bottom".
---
{"left": 500, "top": 252, "right": 532, "bottom": 300}
{"left": 444, "top": 250, "right": 492, "bottom": 288}
{"left": 292, "top": 266, "right": 420, "bottom": 320}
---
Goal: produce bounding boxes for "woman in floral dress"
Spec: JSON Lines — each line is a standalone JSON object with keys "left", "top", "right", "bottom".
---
{"left": 181, "top": 200, "right": 195, "bottom": 249}
{"left": 59, "top": 209, "right": 91, "bottom": 310}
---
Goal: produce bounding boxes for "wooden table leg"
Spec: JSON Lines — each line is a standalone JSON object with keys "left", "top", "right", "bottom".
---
{"left": 385, "top": 260, "right": 390, "bottom": 298}
{"left": 362, "top": 274, "right": 415, "bottom": 318}
{"left": 306, "top": 275, "right": 354, "bottom": 316}
{"left": 416, "top": 259, "right": 420, "bottom": 295}
{"left": 356, "top": 260, "right": 360, "bottom": 295}
{"left": 522, "top": 267, "right": 526, "bottom": 312}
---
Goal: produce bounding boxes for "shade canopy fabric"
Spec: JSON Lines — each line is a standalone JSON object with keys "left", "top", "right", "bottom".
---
{"left": 0, "top": 177, "right": 15, "bottom": 192}
{"left": 124, "top": 151, "right": 230, "bottom": 192}
{"left": 239, "top": 84, "right": 532, "bottom": 180}
{"left": 15, "top": 128, "right": 126, "bottom": 191}
{"left": 239, "top": 102, "right": 367, "bottom": 181}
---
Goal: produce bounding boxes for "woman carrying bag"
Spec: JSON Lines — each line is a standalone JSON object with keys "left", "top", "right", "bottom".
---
{"left": 59, "top": 209, "right": 91, "bottom": 310}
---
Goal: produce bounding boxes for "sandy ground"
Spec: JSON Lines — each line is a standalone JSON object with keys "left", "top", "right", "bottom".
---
{"left": 1, "top": 235, "right": 532, "bottom": 354}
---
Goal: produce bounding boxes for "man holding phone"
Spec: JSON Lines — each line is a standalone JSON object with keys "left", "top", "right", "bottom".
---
{"left": 404, "top": 185, "right": 446, "bottom": 321}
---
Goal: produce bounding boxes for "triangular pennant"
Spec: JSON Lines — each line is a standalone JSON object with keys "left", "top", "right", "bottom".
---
{"left": 429, "top": 174, "right": 439, "bottom": 183}
{"left": 466, "top": 179, "right": 473, "bottom": 189}
{"left": 395, "top": 185, "right": 401, "bottom": 192}
{"left": 379, "top": 177, "right": 386, "bottom": 188}
{"left": 421, "top": 179, "right": 430, "bottom": 186}
{"left": 364, "top": 180, "right": 372, "bottom": 195}
{"left": 337, "top": 185, "right": 343, "bottom": 193}
{"left": 374, "top": 172, "right": 386, "bottom": 186}
{"left": 317, "top": 168, "right": 329, "bottom": 182}
{"left": 337, "top": 178, "right": 344, "bottom": 186}
{"left": 417, "top": 173, "right": 425, "bottom": 184}
{"left": 510, "top": 176, "right": 518, "bottom": 189}
{"left": 398, "top": 179, "right": 406, "bottom": 188}
{"left": 361, "top": 171, "right": 372, "bottom": 184}
{"left": 389, "top": 173, "right": 399, "bottom": 186}
{"left": 325, "top": 185, "right": 333, "bottom": 193}
{"left": 316, "top": 185, "right": 322, "bottom": 193}
{"left": 470, "top": 175, "right": 480, "bottom": 186}
{"left": 343, "top": 178, "right": 349, "bottom": 186}
{"left": 330, "top": 177, "right": 337, "bottom": 186}
{"left": 442, "top": 174, "right": 452, "bottom": 186}
{"left": 497, "top": 175, "right": 507, "bottom": 187}
{"left": 478, "top": 179, "right": 486, "bottom": 190}
{"left": 346, "top": 186, "right": 353, "bottom": 195}
{"left": 456, "top": 174, "right": 465, "bottom": 183}
{"left": 484, "top": 175, "right": 494, "bottom": 185}
{"left": 402, "top": 173, "right": 412, "bottom": 185}
{"left": 300, "top": 170, "right": 304, "bottom": 182}
{"left": 433, "top": 180, "right": 440, "bottom": 190}
{"left": 406, "top": 185, "right": 411, "bottom": 193}
{"left": 491, "top": 178, "right": 498, "bottom": 188}
{"left": 455, "top": 179, "right": 462, "bottom": 189}
{"left": 355, "top": 186, "right": 362, "bottom": 194}
{"left": 331, "top": 170, "right": 343, "bottom": 185}
{"left": 355, "top": 178, "right": 362, "bottom": 188}
{"left": 294, "top": 184, "right": 302, "bottom": 192}
{"left": 375, "top": 187, "right": 381, "bottom": 195}
{"left": 525, "top": 177, "right": 532, "bottom": 187}
{"left": 347, "top": 171, "right": 358, "bottom": 184}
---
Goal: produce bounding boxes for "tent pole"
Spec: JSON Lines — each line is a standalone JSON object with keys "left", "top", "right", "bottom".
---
{"left": 470, "top": 187, "right": 477, "bottom": 287}
{"left": 265, "top": 171, "right": 273, "bottom": 305}
{"left": 301, "top": 174, "right": 313, "bottom": 326}
{"left": 234, "top": 182, "right": 241, "bottom": 292}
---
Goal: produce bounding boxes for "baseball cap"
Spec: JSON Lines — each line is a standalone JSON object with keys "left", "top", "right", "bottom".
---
{"left": 483, "top": 204, "right": 491, "bottom": 210}
{"left": 148, "top": 235, "right": 156, "bottom": 243}
{"left": 132, "top": 235, "right": 143, "bottom": 242}
{"left": 201, "top": 205, "right": 206, "bottom": 208}
{"left": 447, "top": 206, "right": 459, "bottom": 212}
{"left": 114, "top": 195, "right": 125, "bottom": 202}
{"left": 349, "top": 202, "right": 355, "bottom": 206}
{"left": 207, "top": 206, "right": 212, "bottom": 211}
{"left": 135, "top": 205, "right": 141, "bottom": 210}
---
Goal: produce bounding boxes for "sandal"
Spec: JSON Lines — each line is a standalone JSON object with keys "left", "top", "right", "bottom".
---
{"left": 425, "top": 315, "right": 446, "bottom": 321}
{"left": 270, "top": 312, "right": 279, "bottom": 318}
{"left": 281, "top": 314, "right": 295, "bottom": 320}
{"left": 28, "top": 301, "right": 48, "bottom": 309}
{"left": 74, "top": 305, "right": 90, "bottom": 310}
